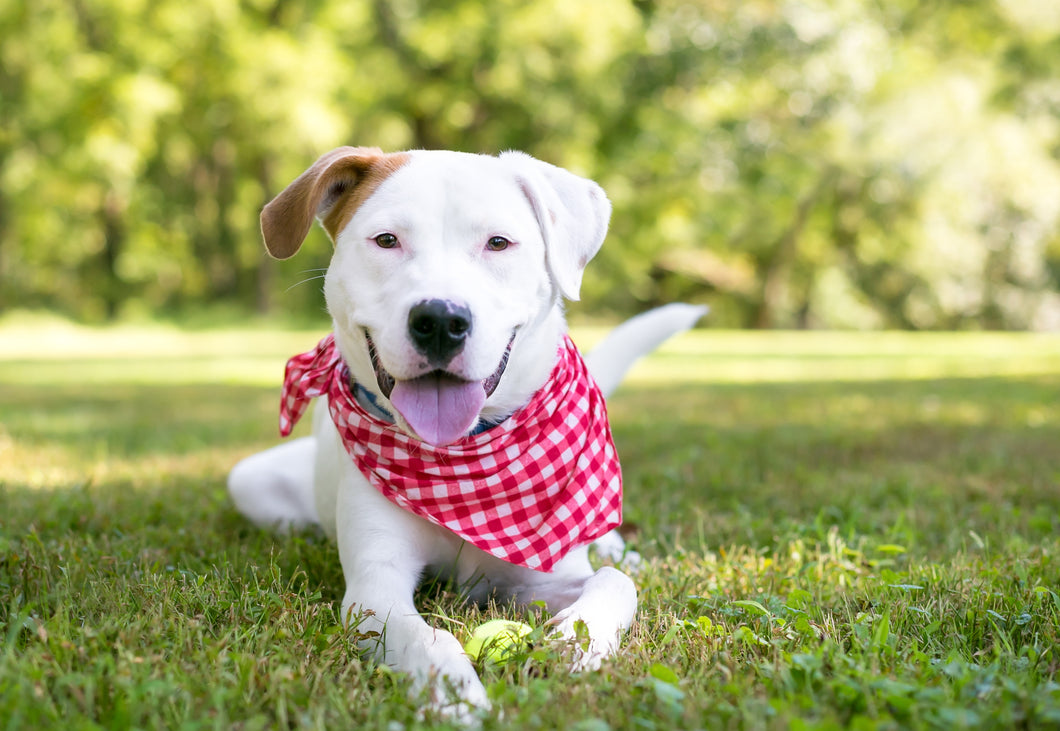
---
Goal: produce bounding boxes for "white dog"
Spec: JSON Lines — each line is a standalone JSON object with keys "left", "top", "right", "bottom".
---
{"left": 227, "top": 146, "right": 704, "bottom": 719}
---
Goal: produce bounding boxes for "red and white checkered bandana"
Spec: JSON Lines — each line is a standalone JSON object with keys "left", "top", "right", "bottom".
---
{"left": 279, "top": 334, "right": 622, "bottom": 572}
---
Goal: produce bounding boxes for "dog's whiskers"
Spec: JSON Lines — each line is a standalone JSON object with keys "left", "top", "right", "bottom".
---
{"left": 285, "top": 270, "right": 327, "bottom": 293}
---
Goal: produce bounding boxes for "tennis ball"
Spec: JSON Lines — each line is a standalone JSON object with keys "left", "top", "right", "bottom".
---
{"left": 462, "top": 620, "right": 533, "bottom": 664}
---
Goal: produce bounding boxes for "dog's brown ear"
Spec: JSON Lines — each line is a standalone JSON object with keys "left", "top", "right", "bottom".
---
{"left": 502, "top": 152, "right": 611, "bottom": 301}
{"left": 260, "top": 146, "right": 409, "bottom": 259}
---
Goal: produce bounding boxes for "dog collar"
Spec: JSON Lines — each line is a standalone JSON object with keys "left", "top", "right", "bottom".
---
{"left": 279, "top": 334, "right": 623, "bottom": 572}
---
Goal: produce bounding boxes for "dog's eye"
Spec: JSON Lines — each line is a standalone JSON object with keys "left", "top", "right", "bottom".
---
{"left": 374, "top": 233, "right": 399, "bottom": 249}
{"left": 486, "top": 236, "right": 511, "bottom": 252}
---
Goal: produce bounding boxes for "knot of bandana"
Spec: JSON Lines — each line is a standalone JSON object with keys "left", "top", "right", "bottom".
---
{"left": 279, "top": 334, "right": 623, "bottom": 572}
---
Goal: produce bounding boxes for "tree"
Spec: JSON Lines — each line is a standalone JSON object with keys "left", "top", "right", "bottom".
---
{"left": 1, "top": 0, "right": 1057, "bottom": 329}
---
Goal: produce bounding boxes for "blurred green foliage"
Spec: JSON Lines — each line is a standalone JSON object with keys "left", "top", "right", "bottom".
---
{"left": 1, "top": 0, "right": 1058, "bottom": 328}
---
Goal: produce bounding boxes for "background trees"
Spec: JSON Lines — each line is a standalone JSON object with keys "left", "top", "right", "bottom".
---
{"left": 2, "top": 0, "right": 1058, "bottom": 328}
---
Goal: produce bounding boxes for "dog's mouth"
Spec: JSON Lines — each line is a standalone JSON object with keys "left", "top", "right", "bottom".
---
{"left": 365, "top": 332, "right": 514, "bottom": 446}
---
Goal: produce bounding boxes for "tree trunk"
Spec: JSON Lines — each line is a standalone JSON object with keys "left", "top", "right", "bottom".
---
{"left": 753, "top": 171, "right": 835, "bottom": 329}
{"left": 99, "top": 191, "right": 127, "bottom": 320}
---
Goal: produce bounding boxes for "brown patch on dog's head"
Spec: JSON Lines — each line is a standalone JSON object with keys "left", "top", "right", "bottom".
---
{"left": 260, "top": 146, "right": 410, "bottom": 259}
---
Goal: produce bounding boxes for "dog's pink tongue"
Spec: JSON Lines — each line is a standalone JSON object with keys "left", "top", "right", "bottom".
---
{"left": 389, "top": 375, "right": 486, "bottom": 447}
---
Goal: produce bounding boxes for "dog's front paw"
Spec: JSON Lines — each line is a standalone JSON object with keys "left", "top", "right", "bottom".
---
{"left": 416, "top": 679, "right": 490, "bottom": 729}
{"left": 545, "top": 566, "right": 636, "bottom": 672}
{"left": 406, "top": 631, "right": 491, "bottom": 725}
{"left": 421, "top": 681, "right": 490, "bottom": 728}
{"left": 547, "top": 608, "right": 623, "bottom": 672}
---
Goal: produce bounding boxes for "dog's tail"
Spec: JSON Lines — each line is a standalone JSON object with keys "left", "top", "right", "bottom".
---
{"left": 584, "top": 303, "right": 708, "bottom": 398}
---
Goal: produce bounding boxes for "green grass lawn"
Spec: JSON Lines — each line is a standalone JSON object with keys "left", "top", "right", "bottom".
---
{"left": 2, "top": 320, "right": 1059, "bottom": 730}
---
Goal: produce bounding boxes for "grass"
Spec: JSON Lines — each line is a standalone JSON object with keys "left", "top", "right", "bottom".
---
{"left": 1, "top": 319, "right": 1059, "bottom": 730}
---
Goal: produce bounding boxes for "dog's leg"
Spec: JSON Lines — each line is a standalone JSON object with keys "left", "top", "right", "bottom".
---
{"left": 227, "top": 437, "right": 319, "bottom": 531}
{"left": 335, "top": 476, "right": 489, "bottom": 721}
{"left": 504, "top": 549, "right": 637, "bottom": 672}
{"left": 547, "top": 565, "right": 638, "bottom": 671}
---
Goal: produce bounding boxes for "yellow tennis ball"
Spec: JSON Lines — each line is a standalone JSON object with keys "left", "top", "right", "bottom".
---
{"left": 463, "top": 620, "right": 533, "bottom": 664}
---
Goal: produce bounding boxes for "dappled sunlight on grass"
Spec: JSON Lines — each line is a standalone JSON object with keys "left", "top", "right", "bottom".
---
{"left": 0, "top": 439, "right": 244, "bottom": 491}
{"left": 4, "top": 325, "right": 1058, "bottom": 387}
{"left": 0, "top": 316, "right": 326, "bottom": 361}
{"left": 609, "top": 371, "right": 1059, "bottom": 560}
{"left": 2, "top": 326, "right": 1057, "bottom": 544}
{"left": 613, "top": 330, "right": 1060, "bottom": 384}
{"left": 2, "top": 323, "right": 1059, "bottom": 729}
{"left": 0, "top": 357, "right": 296, "bottom": 388}
{"left": 0, "top": 316, "right": 329, "bottom": 386}
{"left": 0, "top": 380, "right": 304, "bottom": 490}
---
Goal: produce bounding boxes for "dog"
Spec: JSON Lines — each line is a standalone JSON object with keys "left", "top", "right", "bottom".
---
{"left": 227, "top": 146, "right": 705, "bottom": 720}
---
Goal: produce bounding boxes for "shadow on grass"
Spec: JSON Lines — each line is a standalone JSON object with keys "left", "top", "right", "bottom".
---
{"left": 0, "top": 382, "right": 284, "bottom": 457}
{"left": 609, "top": 374, "right": 1060, "bottom": 556}
{"left": 2, "top": 373, "right": 1057, "bottom": 569}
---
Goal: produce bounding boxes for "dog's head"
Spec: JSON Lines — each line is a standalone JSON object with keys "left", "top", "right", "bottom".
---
{"left": 261, "top": 147, "right": 611, "bottom": 446}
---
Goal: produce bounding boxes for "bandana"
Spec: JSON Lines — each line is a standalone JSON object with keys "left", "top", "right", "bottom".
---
{"left": 279, "top": 334, "right": 623, "bottom": 572}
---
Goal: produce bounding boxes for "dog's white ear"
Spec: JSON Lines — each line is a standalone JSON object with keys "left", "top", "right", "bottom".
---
{"left": 260, "top": 146, "right": 409, "bottom": 259}
{"left": 503, "top": 152, "right": 612, "bottom": 301}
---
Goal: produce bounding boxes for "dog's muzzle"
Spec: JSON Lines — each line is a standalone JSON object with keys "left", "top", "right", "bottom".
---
{"left": 364, "top": 330, "right": 514, "bottom": 400}
{"left": 364, "top": 328, "right": 515, "bottom": 446}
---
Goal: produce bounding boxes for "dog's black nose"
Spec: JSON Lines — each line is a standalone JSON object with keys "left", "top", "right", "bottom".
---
{"left": 408, "top": 299, "right": 473, "bottom": 365}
